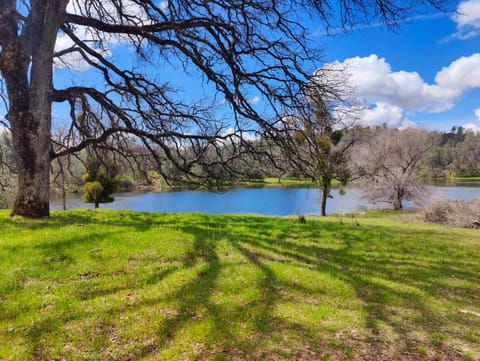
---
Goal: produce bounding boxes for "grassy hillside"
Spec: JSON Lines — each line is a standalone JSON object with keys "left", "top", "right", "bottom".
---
{"left": 0, "top": 210, "right": 479, "bottom": 360}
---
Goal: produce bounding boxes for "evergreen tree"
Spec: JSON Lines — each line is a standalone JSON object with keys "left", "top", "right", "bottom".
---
{"left": 82, "top": 158, "right": 119, "bottom": 209}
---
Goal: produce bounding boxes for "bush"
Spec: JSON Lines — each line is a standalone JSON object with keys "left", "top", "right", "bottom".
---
{"left": 417, "top": 199, "right": 480, "bottom": 228}
{"left": 82, "top": 158, "right": 118, "bottom": 209}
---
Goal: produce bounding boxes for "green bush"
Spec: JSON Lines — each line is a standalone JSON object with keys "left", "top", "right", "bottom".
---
{"left": 82, "top": 158, "right": 118, "bottom": 208}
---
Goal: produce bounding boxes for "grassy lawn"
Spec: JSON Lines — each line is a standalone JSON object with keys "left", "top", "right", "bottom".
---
{"left": 453, "top": 176, "right": 480, "bottom": 182}
{"left": 0, "top": 210, "right": 479, "bottom": 360}
{"left": 236, "top": 177, "right": 317, "bottom": 187}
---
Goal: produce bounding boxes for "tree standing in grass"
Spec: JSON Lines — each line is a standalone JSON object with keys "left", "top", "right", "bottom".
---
{"left": 292, "top": 97, "right": 356, "bottom": 216}
{"left": 82, "top": 158, "right": 118, "bottom": 209}
{"left": 350, "top": 127, "right": 437, "bottom": 210}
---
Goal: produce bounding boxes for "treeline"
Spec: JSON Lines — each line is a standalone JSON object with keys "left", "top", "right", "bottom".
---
{"left": 422, "top": 126, "right": 480, "bottom": 178}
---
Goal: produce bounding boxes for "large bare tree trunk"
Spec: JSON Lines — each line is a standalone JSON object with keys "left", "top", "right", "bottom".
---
{"left": 0, "top": 0, "right": 68, "bottom": 217}
{"left": 10, "top": 108, "right": 52, "bottom": 217}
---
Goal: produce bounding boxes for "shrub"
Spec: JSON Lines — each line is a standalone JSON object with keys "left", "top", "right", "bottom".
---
{"left": 82, "top": 158, "right": 118, "bottom": 209}
{"left": 417, "top": 200, "right": 480, "bottom": 228}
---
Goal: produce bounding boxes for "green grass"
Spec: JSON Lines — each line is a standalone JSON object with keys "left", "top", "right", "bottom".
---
{"left": 0, "top": 210, "right": 479, "bottom": 360}
{"left": 262, "top": 177, "right": 314, "bottom": 185}
{"left": 453, "top": 176, "right": 480, "bottom": 181}
{"left": 242, "top": 177, "right": 334, "bottom": 187}
{"left": 425, "top": 175, "right": 480, "bottom": 182}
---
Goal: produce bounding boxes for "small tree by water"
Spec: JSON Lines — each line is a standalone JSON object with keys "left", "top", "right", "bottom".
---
{"left": 291, "top": 96, "right": 356, "bottom": 216}
{"left": 82, "top": 159, "right": 119, "bottom": 209}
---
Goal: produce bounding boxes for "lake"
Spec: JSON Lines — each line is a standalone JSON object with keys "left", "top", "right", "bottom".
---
{"left": 51, "top": 182, "right": 480, "bottom": 216}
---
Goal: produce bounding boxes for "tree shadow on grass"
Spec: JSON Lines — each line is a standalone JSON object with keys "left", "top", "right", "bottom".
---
{"left": 126, "top": 222, "right": 228, "bottom": 360}
{"left": 4, "top": 212, "right": 478, "bottom": 360}
{"left": 225, "top": 217, "right": 478, "bottom": 359}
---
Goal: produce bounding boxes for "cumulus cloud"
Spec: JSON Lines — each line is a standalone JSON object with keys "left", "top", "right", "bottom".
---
{"left": 319, "top": 53, "right": 480, "bottom": 128}
{"left": 221, "top": 127, "right": 258, "bottom": 142}
{"left": 67, "top": 0, "right": 149, "bottom": 24}
{"left": 351, "top": 103, "right": 413, "bottom": 128}
{"left": 323, "top": 54, "right": 457, "bottom": 113}
{"left": 0, "top": 115, "right": 8, "bottom": 133}
{"left": 160, "top": 1, "right": 169, "bottom": 13}
{"left": 435, "top": 53, "right": 480, "bottom": 91}
{"left": 450, "top": 0, "right": 480, "bottom": 40}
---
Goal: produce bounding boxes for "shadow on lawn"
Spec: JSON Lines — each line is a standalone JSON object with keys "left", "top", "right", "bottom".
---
{"left": 130, "top": 224, "right": 227, "bottom": 359}
{"left": 142, "top": 215, "right": 476, "bottom": 359}
{"left": 222, "top": 217, "right": 478, "bottom": 359}
{"left": 8, "top": 212, "right": 478, "bottom": 360}
{"left": 134, "top": 217, "right": 333, "bottom": 360}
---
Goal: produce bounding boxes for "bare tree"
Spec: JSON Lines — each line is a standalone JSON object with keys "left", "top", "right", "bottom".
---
{"left": 350, "top": 127, "right": 437, "bottom": 210}
{"left": 0, "top": 0, "right": 450, "bottom": 217}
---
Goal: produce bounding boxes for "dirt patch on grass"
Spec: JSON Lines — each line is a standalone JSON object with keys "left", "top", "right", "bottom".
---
{"left": 334, "top": 333, "right": 468, "bottom": 361}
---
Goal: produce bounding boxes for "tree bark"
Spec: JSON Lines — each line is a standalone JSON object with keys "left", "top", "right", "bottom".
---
{"left": 320, "top": 178, "right": 330, "bottom": 216}
{"left": 392, "top": 185, "right": 403, "bottom": 211}
{"left": 10, "top": 112, "right": 52, "bottom": 217}
{"left": 392, "top": 197, "right": 403, "bottom": 211}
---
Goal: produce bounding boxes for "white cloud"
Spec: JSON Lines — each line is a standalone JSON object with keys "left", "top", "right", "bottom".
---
{"left": 0, "top": 115, "right": 9, "bottom": 134}
{"left": 475, "top": 108, "right": 480, "bottom": 120}
{"left": 55, "top": 0, "right": 150, "bottom": 71}
{"left": 435, "top": 53, "right": 480, "bottom": 91}
{"left": 455, "top": 0, "right": 480, "bottom": 28}
{"left": 248, "top": 95, "right": 260, "bottom": 104}
{"left": 54, "top": 32, "right": 111, "bottom": 72}
{"left": 450, "top": 0, "right": 480, "bottom": 40}
{"left": 67, "top": 0, "right": 148, "bottom": 24}
{"left": 461, "top": 108, "right": 480, "bottom": 132}
{"left": 322, "top": 54, "right": 457, "bottom": 113}
{"left": 221, "top": 127, "right": 258, "bottom": 142}
{"left": 349, "top": 102, "right": 413, "bottom": 128}
{"left": 319, "top": 53, "right": 480, "bottom": 128}
{"left": 462, "top": 122, "right": 480, "bottom": 132}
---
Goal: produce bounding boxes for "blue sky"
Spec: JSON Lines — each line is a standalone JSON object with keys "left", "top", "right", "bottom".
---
{"left": 41, "top": 0, "right": 480, "bottom": 133}
{"left": 314, "top": 0, "right": 480, "bottom": 131}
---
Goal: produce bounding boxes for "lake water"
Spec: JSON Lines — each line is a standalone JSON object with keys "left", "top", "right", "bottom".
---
{"left": 51, "top": 182, "right": 480, "bottom": 216}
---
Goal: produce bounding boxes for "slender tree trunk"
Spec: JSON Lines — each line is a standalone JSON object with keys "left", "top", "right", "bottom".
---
{"left": 392, "top": 185, "right": 403, "bottom": 211}
{"left": 58, "top": 159, "right": 67, "bottom": 211}
{"left": 320, "top": 177, "right": 330, "bottom": 216}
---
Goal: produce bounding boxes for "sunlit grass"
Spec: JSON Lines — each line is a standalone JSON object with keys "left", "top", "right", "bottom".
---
{"left": 0, "top": 209, "right": 479, "bottom": 360}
